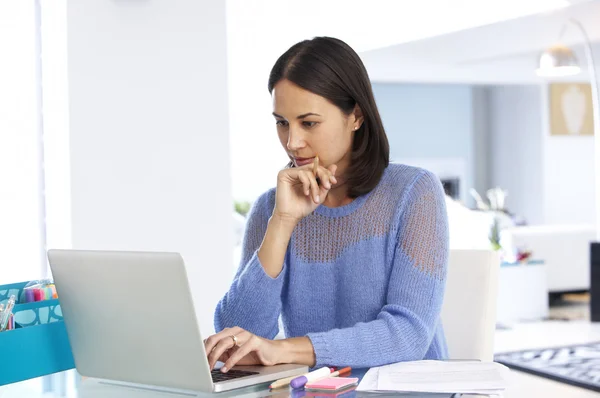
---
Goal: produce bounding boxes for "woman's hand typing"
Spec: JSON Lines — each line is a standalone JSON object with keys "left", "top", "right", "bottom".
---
{"left": 204, "top": 327, "right": 316, "bottom": 372}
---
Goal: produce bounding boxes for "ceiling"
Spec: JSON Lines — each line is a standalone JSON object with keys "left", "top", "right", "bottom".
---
{"left": 227, "top": 0, "right": 577, "bottom": 75}
{"left": 359, "top": 0, "right": 600, "bottom": 84}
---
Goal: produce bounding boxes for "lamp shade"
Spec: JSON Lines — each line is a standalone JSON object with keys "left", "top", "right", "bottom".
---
{"left": 536, "top": 44, "right": 581, "bottom": 77}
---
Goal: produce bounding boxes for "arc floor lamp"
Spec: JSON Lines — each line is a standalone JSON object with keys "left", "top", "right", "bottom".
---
{"left": 535, "top": 18, "right": 600, "bottom": 320}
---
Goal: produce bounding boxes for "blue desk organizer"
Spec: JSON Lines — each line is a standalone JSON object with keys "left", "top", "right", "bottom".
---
{"left": 0, "top": 281, "right": 75, "bottom": 386}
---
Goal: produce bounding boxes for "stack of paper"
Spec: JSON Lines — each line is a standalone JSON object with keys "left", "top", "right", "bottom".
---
{"left": 357, "top": 360, "right": 509, "bottom": 395}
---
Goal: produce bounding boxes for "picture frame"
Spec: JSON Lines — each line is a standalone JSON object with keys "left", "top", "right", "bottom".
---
{"left": 550, "top": 82, "right": 594, "bottom": 136}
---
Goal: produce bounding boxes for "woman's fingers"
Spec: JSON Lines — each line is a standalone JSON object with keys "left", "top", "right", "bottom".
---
{"left": 204, "top": 327, "right": 243, "bottom": 358}
{"left": 315, "top": 167, "right": 330, "bottom": 190}
{"left": 207, "top": 330, "right": 250, "bottom": 370}
{"left": 288, "top": 162, "right": 339, "bottom": 204}
{"left": 297, "top": 171, "right": 312, "bottom": 197}
{"left": 217, "top": 349, "right": 232, "bottom": 364}
{"left": 297, "top": 169, "right": 320, "bottom": 204}
{"left": 222, "top": 336, "right": 260, "bottom": 372}
{"left": 207, "top": 339, "right": 233, "bottom": 370}
{"left": 308, "top": 170, "right": 320, "bottom": 203}
{"left": 329, "top": 164, "right": 338, "bottom": 183}
{"left": 315, "top": 166, "right": 338, "bottom": 190}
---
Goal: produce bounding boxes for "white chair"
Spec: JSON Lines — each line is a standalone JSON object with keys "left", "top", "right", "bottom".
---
{"left": 441, "top": 249, "right": 500, "bottom": 361}
{"left": 501, "top": 224, "right": 595, "bottom": 293}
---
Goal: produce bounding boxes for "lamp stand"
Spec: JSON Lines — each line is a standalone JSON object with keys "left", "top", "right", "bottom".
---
{"left": 568, "top": 19, "right": 600, "bottom": 321}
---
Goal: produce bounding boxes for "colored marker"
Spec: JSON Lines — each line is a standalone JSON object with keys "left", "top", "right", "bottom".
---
{"left": 269, "top": 374, "right": 302, "bottom": 390}
{"left": 290, "top": 367, "right": 333, "bottom": 389}
{"left": 327, "top": 367, "right": 352, "bottom": 378}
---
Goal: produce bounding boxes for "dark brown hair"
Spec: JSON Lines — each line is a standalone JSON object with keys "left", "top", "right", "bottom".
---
{"left": 268, "top": 37, "right": 390, "bottom": 198}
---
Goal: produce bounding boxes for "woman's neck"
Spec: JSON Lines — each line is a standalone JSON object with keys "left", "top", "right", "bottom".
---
{"left": 322, "top": 184, "right": 353, "bottom": 208}
{"left": 322, "top": 158, "right": 353, "bottom": 207}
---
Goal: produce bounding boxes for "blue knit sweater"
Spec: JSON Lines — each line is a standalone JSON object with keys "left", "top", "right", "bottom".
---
{"left": 215, "top": 164, "right": 449, "bottom": 368}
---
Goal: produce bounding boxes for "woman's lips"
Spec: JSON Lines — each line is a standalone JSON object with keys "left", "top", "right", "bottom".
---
{"left": 294, "top": 157, "right": 315, "bottom": 167}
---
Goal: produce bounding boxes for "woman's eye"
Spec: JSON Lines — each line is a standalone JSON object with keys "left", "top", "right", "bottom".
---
{"left": 275, "top": 120, "right": 288, "bottom": 127}
{"left": 303, "top": 121, "right": 318, "bottom": 128}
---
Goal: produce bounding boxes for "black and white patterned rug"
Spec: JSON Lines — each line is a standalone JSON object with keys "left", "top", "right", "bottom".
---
{"left": 495, "top": 342, "right": 600, "bottom": 392}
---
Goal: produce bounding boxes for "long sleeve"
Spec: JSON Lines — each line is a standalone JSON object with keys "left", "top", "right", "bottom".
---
{"left": 306, "top": 170, "right": 449, "bottom": 368}
{"left": 214, "top": 189, "right": 286, "bottom": 339}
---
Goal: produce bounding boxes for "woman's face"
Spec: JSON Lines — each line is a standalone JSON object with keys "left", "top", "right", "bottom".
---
{"left": 272, "top": 79, "right": 361, "bottom": 174}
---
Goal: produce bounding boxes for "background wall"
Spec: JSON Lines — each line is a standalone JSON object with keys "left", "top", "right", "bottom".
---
{"left": 373, "top": 83, "right": 475, "bottom": 207}
{"left": 64, "top": 0, "right": 232, "bottom": 334}
{"left": 0, "top": 1, "right": 43, "bottom": 283}
{"left": 486, "top": 85, "right": 544, "bottom": 225}
{"left": 540, "top": 83, "right": 596, "bottom": 226}
{"left": 373, "top": 81, "right": 596, "bottom": 227}
{"left": 485, "top": 83, "right": 595, "bottom": 226}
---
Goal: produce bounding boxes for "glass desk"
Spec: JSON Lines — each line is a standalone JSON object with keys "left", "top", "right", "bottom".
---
{"left": 0, "top": 370, "right": 490, "bottom": 398}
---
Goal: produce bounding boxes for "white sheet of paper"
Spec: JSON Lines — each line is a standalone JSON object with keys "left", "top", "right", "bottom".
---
{"left": 357, "top": 366, "right": 379, "bottom": 391}
{"left": 357, "top": 360, "right": 509, "bottom": 394}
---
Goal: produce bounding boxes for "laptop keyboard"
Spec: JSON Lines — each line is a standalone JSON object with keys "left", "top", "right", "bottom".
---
{"left": 211, "top": 369, "right": 259, "bottom": 383}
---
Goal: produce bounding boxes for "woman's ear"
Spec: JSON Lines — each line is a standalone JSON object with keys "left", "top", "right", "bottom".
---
{"left": 353, "top": 104, "right": 364, "bottom": 130}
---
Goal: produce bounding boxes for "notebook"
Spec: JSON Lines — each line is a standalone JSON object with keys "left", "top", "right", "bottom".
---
{"left": 305, "top": 377, "right": 359, "bottom": 392}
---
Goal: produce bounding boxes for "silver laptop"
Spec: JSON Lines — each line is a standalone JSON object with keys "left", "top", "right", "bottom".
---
{"left": 47, "top": 249, "right": 307, "bottom": 393}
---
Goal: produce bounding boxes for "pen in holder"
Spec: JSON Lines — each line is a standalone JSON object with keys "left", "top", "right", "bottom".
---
{"left": 0, "top": 281, "right": 75, "bottom": 385}
{"left": 0, "top": 295, "right": 16, "bottom": 332}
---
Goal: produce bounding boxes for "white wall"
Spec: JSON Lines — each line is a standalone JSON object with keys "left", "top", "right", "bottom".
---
{"left": 226, "top": 0, "right": 289, "bottom": 203}
{"left": 540, "top": 84, "right": 596, "bottom": 225}
{"left": 485, "top": 83, "right": 596, "bottom": 226}
{"left": 0, "top": 1, "right": 44, "bottom": 283}
{"left": 42, "top": 0, "right": 72, "bottom": 273}
{"left": 487, "top": 85, "right": 544, "bottom": 225}
{"left": 65, "top": 0, "right": 232, "bottom": 335}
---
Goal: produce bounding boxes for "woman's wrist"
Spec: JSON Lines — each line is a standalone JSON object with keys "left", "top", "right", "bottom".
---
{"left": 270, "top": 212, "right": 300, "bottom": 230}
{"left": 274, "top": 337, "right": 316, "bottom": 367}
{"left": 257, "top": 215, "right": 297, "bottom": 278}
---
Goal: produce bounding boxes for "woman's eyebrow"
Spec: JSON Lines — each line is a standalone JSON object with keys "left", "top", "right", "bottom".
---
{"left": 272, "top": 112, "right": 322, "bottom": 119}
{"left": 297, "top": 112, "right": 321, "bottom": 119}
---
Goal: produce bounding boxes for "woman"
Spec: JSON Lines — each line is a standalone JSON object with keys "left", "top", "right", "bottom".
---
{"left": 205, "top": 37, "right": 449, "bottom": 372}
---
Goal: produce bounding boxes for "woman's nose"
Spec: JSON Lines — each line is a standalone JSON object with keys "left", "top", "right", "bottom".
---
{"left": 286, "top": 128, "right": 306, "bottom": 151}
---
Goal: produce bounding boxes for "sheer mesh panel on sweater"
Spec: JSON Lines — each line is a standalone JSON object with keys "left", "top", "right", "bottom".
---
{"left": 400, "top": 188, "right": 446, "bottom": 279}
{"left": 239, "top": 197, "right": 271, "bottom": 268}
{"left": 293, "top": 182, "right": 397, "bottom": 264}
{"left": 294, "top": 171, "right": 446, "bottom": 280}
